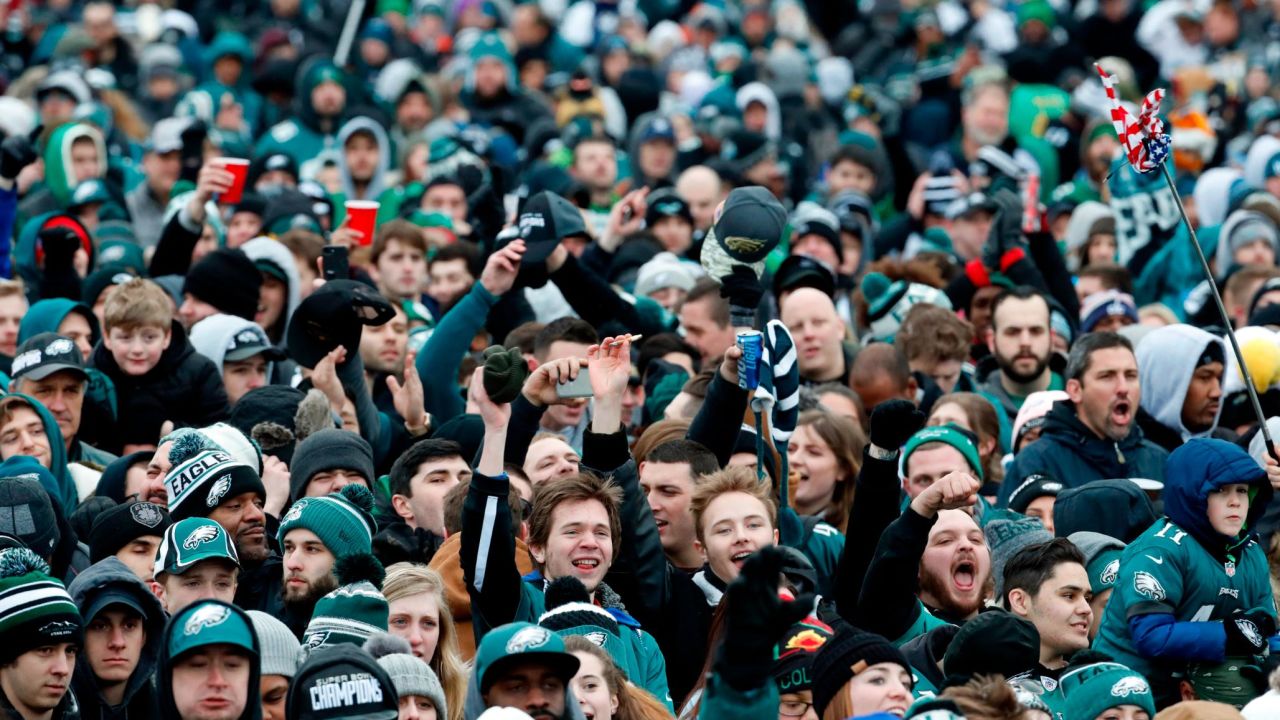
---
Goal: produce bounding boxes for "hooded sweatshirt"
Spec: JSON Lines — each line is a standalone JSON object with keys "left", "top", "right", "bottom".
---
{"left": 1093, "top": 439, "right": 1276, "bottom": 682}
{"left": 734, "top": 82, "right": 782, "bottom": 141}
{"left": 335, "top": 117, "right": 392, "bottom": 203}
{"left": 189, "top": 314, "right": 280, "bottom": 379}
{"left": 461, "top": 663, "right": 587, "bottom": 720}
{"left": 157, "top": 602, "right": 263, "bottom": 720}
{"left": 1063, "top": 201, "right": 1115, "bottom": 272}
{"left": 238, "top": 236, "right": 301, "bottom": 344}
{"left": 1215, "top": 209, "right": 1280, "bottom": 281}
{"left": 5, "top": 393, "right": 78, "bottom": 510}
{"left": 41, "top": 123, "right": 108, "bottom": 209}
{"left": 67, "top": 557, "right": 165, "bottom": 720}
{"left": 1136, "top": 325, "right": 1227, "bottom": 449}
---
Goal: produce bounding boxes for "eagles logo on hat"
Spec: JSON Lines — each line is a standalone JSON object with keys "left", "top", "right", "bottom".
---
{"left": 711, "top": 186, "right": 788, "bottom": 265}
{"left": 225, "top": 326, "right": 286, "bottom": 363}
{"left": 184, "top": 603, "right": 231, "bottom": 635}
{"left": 11, "top": 333, "right": 87, "bottom": 382}
{"left": 131, "top": 501, "right": 165, "bottom": 528}
{"left": 475, "top": 622, "right": 579, "bottom": 692}
{"left": 155, "top": 517, "right": 239, "bottom": 578}
{"left": 206, "top": 476, "right": 232, "bottom": 507}
{"left": 506, "top": 191, "right": 588, "bottom": 264}
{"left": 165, "top": 449, "right": 263, "bottom": 520}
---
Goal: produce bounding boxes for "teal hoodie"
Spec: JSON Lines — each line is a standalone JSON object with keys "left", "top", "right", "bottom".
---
{"left": 4, "top": 394, "right": 76, "bottom": 512}
{"left": 18, "top": 298, "right": 100, "bottom": 345}
{"left": 254, "top": 59, "right": 348, "bottom": 172}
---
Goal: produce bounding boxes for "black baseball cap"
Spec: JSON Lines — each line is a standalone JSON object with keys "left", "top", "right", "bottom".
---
{"left": 287, "top": 280, "right": 395, "bottom": 368}
{"left": 287, "top": 644, "right": 398, "bottom": 720}
{"left": 711, "top": 186, "right": 788, "bottom": 264}
{"left": 773, "top": 254, "right": 836, "bottom": 299}
{"left": 508, "top": 191, "right": 589, "bottom": 264}
{"left": 11, "top": 333, "right": 88, "bottom": 382}
{"left": 225, "top": 324, "right": 287, "bottom": 363}
{"left": 646, "top": 189, "right": 692, "bottom": 225}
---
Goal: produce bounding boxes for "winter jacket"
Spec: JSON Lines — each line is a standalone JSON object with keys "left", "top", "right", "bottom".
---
{"left": 233, "top": 551, "right": 285, "bottom": 617}
{"left": 1135, "top": 325, "right": 1226, "bottom": 451}
{"left": 416, "top": 282, "right": 500, "bottom": 425}
{"left": 332, "top": 116, "right": 392, "bottom": 206}
{"left": 696, "top": 674, "right": 777, "bottom": 720}
{"left": 157, "top": 601, "right": 262, "bottom": 720}
{"left": 461, "top": 436, "right": 672, "bottom": 709}
{"left": 427, "top": 532, "right": 535, "bottom": 661}
{"left": 67, "top": 558, "right": 165, "bottom": 720}
{"left": 0, "top": 687, "right": 79, "bottom": 720}
{"left": 1093, "top": 440, "right": 1276, "bottom": 691}
{"left": 90, "top": 321, "right": 230, "bottom": 447}
{"left": 833, "top": 451, "right": 910, "bottom": 625}
{"left": 461, "top": 663, "right": 587, "bottom": 720}
{"left": 124, "top": 183, "right": 169, "bottom": 250}
{"left": 1001, "top": 401, "right": 1169, "bottom": 506}
{"left": 858, "top": 506, "right": 960, "bottom": 644}
{"left": 254, "top": 60, "right": 348, "bottom": 175}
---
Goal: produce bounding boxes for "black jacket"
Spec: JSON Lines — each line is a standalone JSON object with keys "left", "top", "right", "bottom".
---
{"left": 234, "top": 552, "right": 286, "bottom": 617}
{"left": 1002, "top": 401, "right": 1169, "bottom": 506}
{"left": 90, "top": 321, "right": 229, "bottom": 446}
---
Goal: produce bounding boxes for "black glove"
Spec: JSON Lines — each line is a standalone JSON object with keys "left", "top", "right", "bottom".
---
{"left": 719, "top": 265, "right": 764, "bottom": 327}
{"left": 0, "top": 131, "right": 37, "bottom": 181}
{"left": 868, "top": 398, "right": 926, "bottom": 452}
{"left": 715, "top": 546, "right": 815, "bottom": 692}
{"left": 981, "top": 188, "right": 1026, "bottom": 272}
{"left": 39, "top": 226, "right": 81, "bottom": 271}
{"left": 1224, "top": 609, "right": 1276, "bottom": 656}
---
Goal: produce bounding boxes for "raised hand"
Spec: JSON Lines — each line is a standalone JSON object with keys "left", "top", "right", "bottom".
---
{"left": 388, "top": 349, "right": 430, "bottom": 436}
{"left": 480, "top": 239, "right": 526, "bottom": 296}
{"left": 910, "top": 471, "right": 981, "bottom": 518}
{"left": 521, "top": 357, "right": 584, "bottom": 408}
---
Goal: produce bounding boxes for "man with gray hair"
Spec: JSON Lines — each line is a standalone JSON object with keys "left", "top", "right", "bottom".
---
{"left": 1002, "top": 332, "right": 1168, "bottom": 505}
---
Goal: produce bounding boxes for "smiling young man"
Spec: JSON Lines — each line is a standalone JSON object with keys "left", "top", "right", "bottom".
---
{"left": 1002, "top": 539, "right": 1093, "bottom": 674}
{"left": 1003, "top": 332, "right": 1169, "bottom": 503}
{"left": 0, "top": 548, "right": 84, "bottom": 720}
{"left": 68, "top": 555, "right": 166, "bottom": 720}
{"left": 150, "top": 518, "right": 242, "bottom": 615}
{"left": 159, "top": 600, "right": 261, "bottom": 720}
{"left": 638, "top": 439, "right": 718, "bottom": 572}
{"left": 463, "top": 338, "right": 672, "bottom": 708}
{"left": 1094, "top": 438, "right": 1277, "bottom": 706}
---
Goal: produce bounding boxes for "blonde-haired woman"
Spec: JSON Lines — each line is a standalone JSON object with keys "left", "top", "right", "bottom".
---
{"left": 382, "top": 563, "right": 469, "bottom": 720}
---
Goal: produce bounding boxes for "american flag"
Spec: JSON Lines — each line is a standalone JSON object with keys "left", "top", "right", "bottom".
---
{"left": 1095, "top": 63, "right": 1171, "bottom": 174}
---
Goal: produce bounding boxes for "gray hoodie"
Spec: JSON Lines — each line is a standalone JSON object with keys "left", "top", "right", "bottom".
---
{"left": 1215, "top": 209, "right": 1280, "bottom": 279}
{"left": 336, "top": 116, "right": 392, "bottom": 202}
{"left": 241, "top": 236, "right": 302, "bottom": 337}
{"left": 734, "top": 82, "right": 781, "bottom": 140}
{"left": 67, "top": 557, "right": 166, "bottom": 720}
{"left": 1135, "top": 324, "right": 1226, "bottom": 442}
{"left": 462, "top": 664, "right": 588, "bottom": 720}
{"left": 189, "top": 314, "right": 280, "bottom": 378}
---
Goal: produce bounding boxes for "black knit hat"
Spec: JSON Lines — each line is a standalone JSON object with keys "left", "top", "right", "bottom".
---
{"left": 183, "top": 248, "right": 262, "bottom": 321}
{"left": 940, "top": 609, "right": 1040, "bottom": 687}
{"left": 89, "top": 500, "right": 172, "bottom": 563}
{"left": 811, "top": 624, "right": 912, "bottom": 717}
{"left": 93, "top": 451, "right": 154, "bottom": 504}
{"left": 289, "top": 429, "right": 375, "bottom": 501}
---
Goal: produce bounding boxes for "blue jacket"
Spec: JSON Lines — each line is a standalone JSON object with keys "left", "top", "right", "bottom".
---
{"left": 1093, "top": 439, "right": 1276, "bottom": 679}
{"left": 1002, "top": 401, "right": 1169, "bottom": 505}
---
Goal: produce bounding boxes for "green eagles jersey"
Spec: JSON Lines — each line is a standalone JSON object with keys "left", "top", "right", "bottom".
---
{"left": 1106, "top": 156, "right": 1182, "bottom": 276}
{"left": 1092, "top": 518, "right": 1275, "bottom": 679}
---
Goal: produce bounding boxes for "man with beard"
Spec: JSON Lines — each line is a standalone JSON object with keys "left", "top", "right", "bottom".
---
{"left": 1135, "top": 324, "right": 1227, "bottom": 452}
{"left": 981, "top": 287, "right": 1062, "bottom": 428}
{"left": 276, "top": 484, "right": 379, "bottom": 638}
{"left": 465, "top": 622, "right": 581, "bottom": 720}
{"left": 1051, "top": 121, "right": 1122, "bottom": 206}
{"left": 859, "top": 469, "right": 992, "bottom": 641}
{"left": 1003, "top": 333, "right": 1169, "bottom": 502}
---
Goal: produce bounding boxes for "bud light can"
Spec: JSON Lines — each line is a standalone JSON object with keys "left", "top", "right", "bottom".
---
{"left": 737, "top": 330, "right": 762, "bottom": 391}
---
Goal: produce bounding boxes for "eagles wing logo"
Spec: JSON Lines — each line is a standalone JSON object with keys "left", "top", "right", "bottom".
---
{"left": 282, "top": 500, "right": 307, "bottom": 524}
{"left": 1134, "top": 571, "right": 1166, "bottom": 601}
{"left": 1101, "top": 559, "right": 1120, "bottom": 586}
{"left": 45, "top": 338, "right": 74, "bottom": 355}
{"left": 131, "top": 502, "right": 164, "bottom": 528}
{"left": 1235, "top": 618, "right": 1262, "bottom": 647}
{"left": 722, "top": 236, "right": 765, "bottom": 255}
{"left": 206, "top": 476, "right": 232, "bottom": 507}
{"left": 505, "top": 626, "right": 552, "bottom": 654}
{"left": 584, "top": 631, "right": 607, "bottom": 647}
{"left": 234, "top": 330, "right": 261, "bottom": 346}
{"left": 183, "top": 525, "right": 220, "bottom": 550}
{"left": 1110, "top": 676, "right": 1149, "bottom": 697}
{"left": 183, "top": 604, "right": 230, "bottom": 635}
{"left": 302, "top": 631, "right": 329, "bottom": 651}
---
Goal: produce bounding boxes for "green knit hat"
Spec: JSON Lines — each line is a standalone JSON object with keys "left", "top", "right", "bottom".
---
{"left": 861, "top": 272, "right": 953, "bottom": 343}
{"left": 0, "top": 548, "right": 83, "bottom": 663}
{"left": 1060, "top": 662, "right": 1155, "bottom": 720}
{"left": 899, "top": 424, "right": 983, "bottom": 481}
{"left": 302, "top": 553, "right": 389, "bottom": 653}
{"left": 277, "top": 484, "right": 377, "bottom": 559}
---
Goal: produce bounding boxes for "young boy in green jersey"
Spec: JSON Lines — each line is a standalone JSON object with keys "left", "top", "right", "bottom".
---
{"left": 1093, "top": 438, "right": 1277, "bottom": 706}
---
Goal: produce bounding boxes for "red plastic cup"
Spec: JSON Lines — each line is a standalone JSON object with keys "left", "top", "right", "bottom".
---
{"left": 216, "top": 157, "right": 250, "bottom": 205}
{"left": 345, "top": 200, "right": 380, "bottom": 246}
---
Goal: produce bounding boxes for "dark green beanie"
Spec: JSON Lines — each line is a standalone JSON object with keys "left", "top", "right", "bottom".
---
{"left": 482, "top": 345, "right": 530, "bottom": 404}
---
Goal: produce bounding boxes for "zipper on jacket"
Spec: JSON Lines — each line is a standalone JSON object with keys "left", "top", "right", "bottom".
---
{"left": 1115, "top": 442, "right": 1126, "bottom": 464}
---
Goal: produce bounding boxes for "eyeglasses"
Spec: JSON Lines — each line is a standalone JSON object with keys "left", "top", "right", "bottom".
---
{"left": 779, "top": 700, "right": 812, "bottom": 717}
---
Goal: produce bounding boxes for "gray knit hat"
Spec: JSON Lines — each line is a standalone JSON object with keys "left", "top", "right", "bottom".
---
{"left": 364, "top": 633, "right": 447, "bottom": 717}
{"left": 985, "top": 515, "right": 1053, "bottom": 599}
{"left": 248, "top": 610, "right": 302, "bottom": 678}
